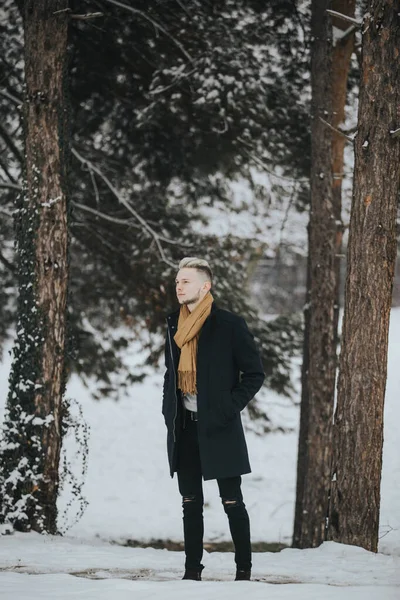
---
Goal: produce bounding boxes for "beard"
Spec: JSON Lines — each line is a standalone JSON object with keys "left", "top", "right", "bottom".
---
{"left": 179, "top": 289, "right": 201, "bottom": 305}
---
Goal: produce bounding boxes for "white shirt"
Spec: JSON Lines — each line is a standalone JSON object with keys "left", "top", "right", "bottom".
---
{"left": 182, "top": 392, "right": 197, "bottom": 412}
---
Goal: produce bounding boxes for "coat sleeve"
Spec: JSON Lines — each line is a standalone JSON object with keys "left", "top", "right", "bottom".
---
{"left": 231, "top": 317, "right": 265, "bottom": 413}
{"left": 162, "top": 333, "right": 170, "bottom": 412}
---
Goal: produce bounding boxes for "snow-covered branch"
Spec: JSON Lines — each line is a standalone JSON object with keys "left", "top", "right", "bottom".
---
{"left": 326, "top": 9, "right": 362, "bottom": 27}
{"left": 333, "top": 24, "right": 358, "bottom": 44}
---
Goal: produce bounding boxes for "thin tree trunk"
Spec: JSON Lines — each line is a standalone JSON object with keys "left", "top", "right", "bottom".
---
{"left": 0, "top": 0, "right": 69, "bottom": 533}
{"left": 331, "top": 0, "right": 356, "bottom": 337}
{"left": 327, "top": 2, "right": 400, "bottom": 552}
{"left": 293, "top": 0, "right": 355, "bottom": 549}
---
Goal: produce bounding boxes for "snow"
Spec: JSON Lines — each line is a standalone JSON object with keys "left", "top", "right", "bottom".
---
{"left": 54, "top": 363, "right": 300, "bottom": 545}
{"left": 1, "top": 309, "right": 400, "bottom": 598}
{"left": 191, "top": 170, "right": 309, "bottom": 254}
{"left": 0, "top": 533, "right": 399, "bottom": 599}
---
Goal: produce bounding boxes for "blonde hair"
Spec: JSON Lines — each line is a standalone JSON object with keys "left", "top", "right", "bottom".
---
{"left": 178, "top": 257, "right": 213, "bottom": 283}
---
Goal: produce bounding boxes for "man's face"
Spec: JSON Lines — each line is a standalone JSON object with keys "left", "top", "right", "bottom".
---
{"left": 175, "top": 268, "right": 208, "bottom": 306}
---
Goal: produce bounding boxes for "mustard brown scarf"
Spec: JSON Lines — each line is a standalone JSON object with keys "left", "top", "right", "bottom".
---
{"left": 173, "top": 292, "right": 214, "bottom": 394}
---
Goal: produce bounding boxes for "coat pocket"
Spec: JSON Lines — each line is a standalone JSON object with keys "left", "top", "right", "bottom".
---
{"left": 219, "top": 389, "right": 236, "bottom": 423}
{"left": 206, "top": 389, "right": 237, "bottom": 436}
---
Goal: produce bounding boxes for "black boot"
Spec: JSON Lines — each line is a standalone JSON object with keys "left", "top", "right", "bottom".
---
{"left": 182, "top": 568, "right": 202, "bottom": 581}
{"left": 235, "top": 569, "right": 251, "bottom": 581}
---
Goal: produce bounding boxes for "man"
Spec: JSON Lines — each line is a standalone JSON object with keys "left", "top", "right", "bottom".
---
{"left": 162, "top": 257, "right": 265, "bottom": 582}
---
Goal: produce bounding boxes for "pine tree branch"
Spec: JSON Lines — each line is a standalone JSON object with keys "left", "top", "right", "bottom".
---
{"left": 72, "top": 148, "right": 178, "bottom": 266}
{"left": 101, "top": 0, "right": 193, "bottom": 62}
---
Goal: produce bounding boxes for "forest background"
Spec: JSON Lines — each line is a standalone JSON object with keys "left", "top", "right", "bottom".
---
{"left": 0, "top": 0, "right": 399, "bottom": 563}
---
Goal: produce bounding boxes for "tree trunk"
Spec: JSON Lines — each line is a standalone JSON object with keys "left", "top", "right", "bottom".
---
{"left": 327, "top": 2, "right": 400, "bottom": 552}
{"left": 331, "top": 0, "right": 356, "bottom": 336}
{"left": 293, "top": 0, "right": 355, "bottom": 549}
{"left": 0, "top": 0, "right": 69, "bottom": 533}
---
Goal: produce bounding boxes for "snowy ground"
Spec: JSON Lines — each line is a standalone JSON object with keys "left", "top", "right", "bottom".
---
{"left": 0, "top": 533, "right": 399, "bottom": 599}
{"left": 0, "top": 309, "right": 400, "bottom": 598}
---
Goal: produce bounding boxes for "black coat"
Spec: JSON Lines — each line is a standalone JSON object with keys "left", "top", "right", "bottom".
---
{"left": 162, "top": 300, "right": 265, "bottom": 481}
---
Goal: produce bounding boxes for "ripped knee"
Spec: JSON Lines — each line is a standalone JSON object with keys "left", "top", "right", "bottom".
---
{"left": 182, "top": 495, "right": 203, "bottom": 507}
{"left": 222, "top": 497, "right": 240, "bottom": 508}
{"left": 183, "top": 495, "right": 197, "bottom": 503}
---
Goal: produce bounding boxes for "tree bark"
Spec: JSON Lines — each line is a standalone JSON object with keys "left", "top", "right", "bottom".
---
{"left": 327, "top": 1, "right": 400, "bottom": 552}
{"left": 293, "top": 0, "right": 355, "bottom": 549}
{"left": 0, "top": 0, "right": 69, "bottom": 533}
{"left": 331, "top": 0, "right": 356, "bottom": 335}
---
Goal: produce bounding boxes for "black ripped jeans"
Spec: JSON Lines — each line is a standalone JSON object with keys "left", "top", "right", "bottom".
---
{"left": 176, "top": 412, "right": 252, "bottom": 572}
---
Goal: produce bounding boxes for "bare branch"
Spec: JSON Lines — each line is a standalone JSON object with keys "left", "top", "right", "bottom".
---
{"left": 102, "top": 0, "right": 193, "bottom": 62}
{"left": 72, "top": 201, "right": 141, "bottom": 228}
{"left": 318, "top": 117, "right": 355, "bottom": 143}
{"left": 0, "top": 208, "right": 14, "bottom": 219}
{"left": 390, "top": 128, "right": 400, "bottom": 139}
{"left": 341, "top": 125, "right": 358, "bottom": 136}
{"left": 378, "top": 523, "right": 396, "bottom": 540}
{"left": 79, "top": 220, "right": 128, "bottom": 257}
{"left": 0, "top": 88, "right": 22, "bottom": 106}
{"left": 0, "top": 250, "right": 15, "bottom": 273}
{"left": 70, "top": 13, "right": 104, "bottom": 20}
{"left": 149, "top": 65, "right": 198, "bottom": 96}
{"left": 326, "top": 9, "right": 362, "bottom": 27}
{"left": 88, "top": 165, "right": 100, "bottom": 206}
{"left": 333, "top": 24, "right": 358, "bottom": 44}
{"left": 0, "top": 182, "right": 21, "bottom": 191}
{"left": 0, "top": 123, "right": 24, "bottom": 165}
{"left": 72, "top": 147, "right": 176, "bottom": 266}
{"left": 0, "top": 158, "right": 19, "bottom": 184}
{"left": 237, "top": 137, "right": 309, "bottom": 184}
{"left": 53, "top": 8, "right": 71, "bottom": 15}
{"left": 174, "top": 0, "right": 192, "bottom": 18}
{"left": 74, "top": 200, "right": 191, "bottom": 247}
{"left": 279, "top": 181, "right": 297, "bottom": 248}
